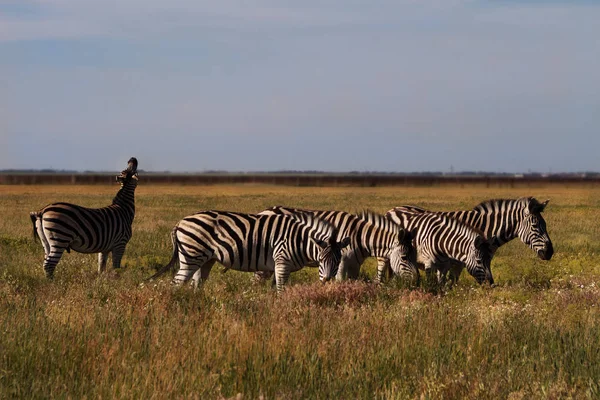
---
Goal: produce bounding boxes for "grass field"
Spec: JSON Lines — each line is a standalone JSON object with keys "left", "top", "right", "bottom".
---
{"left": 1, "top": 184, "right": 599, "bottom": 399}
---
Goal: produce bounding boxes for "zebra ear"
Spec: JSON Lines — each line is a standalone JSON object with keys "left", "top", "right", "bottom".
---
{"left": 396, "top": 229, "right": 407, "bottom": 244}
{"left": 527, "top": 198, "right": 548, "bottom": 214}
{"left": 474, "top": 235, "right": 484, "bottom": 248}
{"left": 339, "top": 237, "right": 351, "bottom": 249}
{"left": 405, "top": 228, "right": 418, "bottom": 242}
{"left": 313, "top": 238, "right": 328, "bottom": 249}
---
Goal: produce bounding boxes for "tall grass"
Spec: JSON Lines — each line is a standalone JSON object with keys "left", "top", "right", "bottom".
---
{"left": 1, "top": 184, "right": 599, "bottom": 398}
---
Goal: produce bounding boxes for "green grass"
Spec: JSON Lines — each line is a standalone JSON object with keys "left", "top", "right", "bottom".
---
{"left": 1, "top": 184, "right": 599, "bottom": 399}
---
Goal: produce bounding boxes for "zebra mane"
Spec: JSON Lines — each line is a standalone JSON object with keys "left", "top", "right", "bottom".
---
{"left": 270, "top": 205, "right": 317, "bottom": 214}
{"left": 473, "top": 198, "right": 515, "bottom": 211}
{"left": 392, "top": 205, "right": 428, "bottom": 214}
{"left": 472, "top": 197, "right": 545, "bottom": 214}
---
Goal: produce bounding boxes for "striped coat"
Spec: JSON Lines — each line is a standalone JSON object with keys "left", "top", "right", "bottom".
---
{"left": 148, "top": 210, "right": 350, "bottom": 291}
{"left": 30, "top": 157, "right": 138, "bottom": 278}
{"left": 384, "top": 197, "right": 553, "bottom": 282}
{"left": 257, "top": 207, "right": 419, "bottom": 284}
{"left": 380, "top": 209, "right": 495, "bottom": 285}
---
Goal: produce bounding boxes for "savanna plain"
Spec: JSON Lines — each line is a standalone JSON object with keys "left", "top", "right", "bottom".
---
{"left": 1, "top": 183, "right": 599, "bottom": 399}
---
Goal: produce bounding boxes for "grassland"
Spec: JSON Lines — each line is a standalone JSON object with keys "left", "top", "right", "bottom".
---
{"left": 1, "top": 184, "right": 599, "bottom": 399}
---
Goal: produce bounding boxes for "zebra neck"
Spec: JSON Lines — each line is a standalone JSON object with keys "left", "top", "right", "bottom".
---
{"left": 112, "top": 184, "right": 136, "bottom": 217}
{"left": 450, "top": 240, "right": 472, "bottom": 264}
{"left": 304, "top": 233, "right": 321, "bottom": 266}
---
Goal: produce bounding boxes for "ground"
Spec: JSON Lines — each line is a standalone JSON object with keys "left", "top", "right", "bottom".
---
{"left": 0, "top": 184, "right": 598, "bottom": 399}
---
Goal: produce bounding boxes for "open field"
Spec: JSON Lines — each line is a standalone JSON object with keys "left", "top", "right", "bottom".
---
{"left": 1, "top": 184, "right": 599, "bottom": 399}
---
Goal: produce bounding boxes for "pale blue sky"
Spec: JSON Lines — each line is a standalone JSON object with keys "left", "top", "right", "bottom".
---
{"left": 1, "top": 1, "right": 598, "bottom": 172}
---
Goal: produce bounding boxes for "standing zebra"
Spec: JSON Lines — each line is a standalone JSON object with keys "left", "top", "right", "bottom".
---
{"left": 147, "top": 211, "right": 350, "bottom": 291}
{"left": 30, "top": 157, "right": 138, "bottom": 278}
{"left": 372, "top": 209, "right": 495, "bottom": 285}
{"left": 256, "top": 207, "right": 419, "bottom": 284}
{"left": 380, "top": 197, "right": 553, "bottom": 283}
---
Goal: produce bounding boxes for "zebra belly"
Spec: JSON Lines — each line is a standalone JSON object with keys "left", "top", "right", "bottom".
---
{"left": 69, "top": 241, "right": 114, "bottom": 254}
{"left": 69, "top": 234, "right": 127, "bottom": 254}
{"left": 213, "top": 245, "right": 279, "bottom": 273}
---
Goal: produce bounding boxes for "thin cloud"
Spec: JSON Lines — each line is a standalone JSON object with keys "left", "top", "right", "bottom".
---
{"left": 1, "top": 0, "right": 599, "bottom": 172}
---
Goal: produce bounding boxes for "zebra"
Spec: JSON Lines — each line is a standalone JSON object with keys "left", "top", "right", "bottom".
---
{"left": 255, "top": 207, "right": 419, "bottom": 285}
{"left": 29, "top": 157, "right": 138, "bottom": 278}
{"left": 147, "top": 211, "right": 351, "bottom": 291}
{"left": 372, "top": 209, "right": 495, "bottom": 286}
{"left": 380, "top": 197, "right": 553, "bottom": 283}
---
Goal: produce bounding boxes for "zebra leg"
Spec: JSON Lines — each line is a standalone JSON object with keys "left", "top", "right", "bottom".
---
{"left": 43, "top": 246, "right": 67, "bottom": 279}
{"left": 111, "top": 244, "right": 126, "bottom": 269}
{"left": 424, "top": 261, "right": 440, "bottom": 288}
{"left": 436, "top": 269, "right": 448, "bottom": 285}
{"left": 345, "top": 259, "right": 361, "bottom": 280}
{"left": 448, "top": 264, "right": 464, "bottom": 286}
{"left": 98, "top": 252, "right": 109, "bottom": 273}
{"left": 173, "top": 251, "right": 210, "bottom": 286}
{"left": 273, "top": 262, "right": 292, "bottom": 292}
{"left": 375, "top": 257, "right": 389, "bottom": 283}
{"left": 35, "top": 218, "right": 52, "bottom": 257}
{"left": 191, "top": 259, "right": 216, "bottom": 289}
{"left": 253, "top": 270, "right": 274, "bottom": 284}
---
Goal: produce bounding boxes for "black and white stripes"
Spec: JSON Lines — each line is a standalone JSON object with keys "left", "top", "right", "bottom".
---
{"left": 30, "top": 157, "right": 138, "bottom": 278}
{"left": 387, "top": 197, "right": 553, "bottom": 282}
{"left": 148, "top": 210, "right": 350, "bottom": 291}
{"left": 381, "top": 208, "right": 495, "bottom": 285}
{"left": 258, "top": 207, "right": 419, "bottom": 284}
{"left": 28, "top": 164, "right": 552, "bottom": 292}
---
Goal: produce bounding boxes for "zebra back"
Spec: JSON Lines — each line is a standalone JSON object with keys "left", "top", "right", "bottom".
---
{"left": 260, "top": 206, "right": 418, "bottom": 283}
{"left": 262, "top": 206, "right": 409, "bottom": 258}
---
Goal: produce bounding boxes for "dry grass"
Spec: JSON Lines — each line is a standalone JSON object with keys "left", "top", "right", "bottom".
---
{"left": 1, "top": 183, "right": 599, "bottom": 399}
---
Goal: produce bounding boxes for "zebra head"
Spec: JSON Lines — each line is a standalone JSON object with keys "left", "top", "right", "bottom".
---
{"left": 518, "top": 198, "right": 553, "bottom": 261}
{"left": 465, "top": 235, "right": 495, "bottom": 285}
{"left": 310, "top": 223, "right": 351, "bottom": 282}
{"left": 388, "top": 228, "right": 420, "bottom": 285}
{"left": 116, "top": 157, "right": 139, "bottom": 185}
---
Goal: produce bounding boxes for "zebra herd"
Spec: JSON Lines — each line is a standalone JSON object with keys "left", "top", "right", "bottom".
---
{"left": 29, "top": 158, "right": 554, "bottom": 291}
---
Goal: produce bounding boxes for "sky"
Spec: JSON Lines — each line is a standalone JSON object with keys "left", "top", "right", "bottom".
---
{"left": 1, "top": 0, "right": 598, "bottom": 173}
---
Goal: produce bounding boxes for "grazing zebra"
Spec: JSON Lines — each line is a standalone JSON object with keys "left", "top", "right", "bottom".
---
{"left": 30, "top": 157, "right": 138, "bottom": 278}
{"left": 147, "top": 211, "right": 350, "bottom": 291}
{"left": 256, "top": 207, "right": 419, "bottom": 284}
{"left": 381, "top": 197, "right": 553, "bottom": 283}
{"left": 372, "top": 209, "right": 495, "bottom": 285}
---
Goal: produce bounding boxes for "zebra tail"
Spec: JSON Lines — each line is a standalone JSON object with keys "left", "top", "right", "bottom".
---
{"left": 29, "top": 211, "right": 41, "bottom": 242}
{"left": 146, "top": 228, "right": 179, "bottom": 281}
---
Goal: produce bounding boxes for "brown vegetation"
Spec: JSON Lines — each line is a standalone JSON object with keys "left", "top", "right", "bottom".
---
{"left": 1, "top": 184, "right": 599, "bottom": 398}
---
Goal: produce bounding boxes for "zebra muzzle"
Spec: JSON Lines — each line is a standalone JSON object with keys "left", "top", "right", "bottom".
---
{"left": 537, "top": 243, "right": 554, "bottom": 260}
